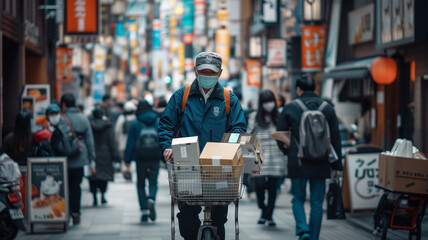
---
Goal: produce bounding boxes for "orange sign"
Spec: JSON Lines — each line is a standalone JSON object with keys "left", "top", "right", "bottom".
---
{"left": 246, "top": 59, "right": 262, "bottom": 87}
{"left": 301, "top": 25, "right": 326, "bottom": 72}
{"left": 65, "top": 0, "right": 98, "bottom": 34}
{"left": 55, "top": 47, "right": 73, "bottom": 82}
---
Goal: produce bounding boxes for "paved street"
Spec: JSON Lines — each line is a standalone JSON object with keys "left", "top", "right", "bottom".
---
{"left": 15, "top": 166, "right": 426, "bottom": 240}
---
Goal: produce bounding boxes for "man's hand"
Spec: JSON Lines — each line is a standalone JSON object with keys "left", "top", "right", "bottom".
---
{"left": 163, "top": 149, "right": 173, "bottom": 161}
{"left": 89, "top": 167, "right": 96, "bottom": 176}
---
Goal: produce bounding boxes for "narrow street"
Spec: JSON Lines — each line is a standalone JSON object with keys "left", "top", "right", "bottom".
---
{"left": 15, "top": 166, "right": 422, "bottom": 240}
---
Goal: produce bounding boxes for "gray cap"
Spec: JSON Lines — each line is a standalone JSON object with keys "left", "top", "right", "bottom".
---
{"left": 195, "top": 52, "right": 222, "bottom": 72}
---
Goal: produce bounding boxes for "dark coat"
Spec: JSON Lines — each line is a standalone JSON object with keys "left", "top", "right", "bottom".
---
{"left": 124, "top": 110, "right": 159, "bottom": 164}
{"left": 90, "top": 117, "right": 120, "bottom": 181}
{"left": 277, "top": 92, "right": 343, "bottom": 179}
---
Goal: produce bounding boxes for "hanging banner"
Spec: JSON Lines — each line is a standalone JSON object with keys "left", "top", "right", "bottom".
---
{"left": 267, "top": 39, "right": 287, "bottom": 67}
{"left": 301, "top": 25, "right": 326, "bottom": 72}
{"left": 246, "top": 59, "right": 262, "bottom": 87}
{"left": 65, "top": 0, "right": 99, "bottom": 34}
{"left": 56, "top": 47, "right": 73, "bottom": 82}
{"left": 93, "top": 72, "right": 105, "bottom": 102}
{"left": 215, "top": 29, "right": 230, "bottom": 67}
{"left": 27, "top": 157, "right": 68, "bottom": 225}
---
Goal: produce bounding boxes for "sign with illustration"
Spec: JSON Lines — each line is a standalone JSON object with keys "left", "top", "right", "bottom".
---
{"left": 301, "top": 25, "right": 326, "bottom": 72}
{"left": 343, "top": 153, "right": 381, "bottom": 212}
{"left": 22, "top": 84, "right": 51, "bottom": 128}
{"left": 27, "top": 157, "right": 68, "bottom": 223}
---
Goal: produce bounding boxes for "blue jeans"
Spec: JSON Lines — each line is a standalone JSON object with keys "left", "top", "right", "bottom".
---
{"left": 136, "top": 161, "right": 159, "bottom": 210}
{"left": 291, "top": 178, "right": 326, "bottom": 240}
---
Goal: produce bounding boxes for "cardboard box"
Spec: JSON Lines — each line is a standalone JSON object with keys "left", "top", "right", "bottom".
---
{"left": 378, "top": 154, "right": 428, "bottom": 195}
{"left": 171, "top": 137, "right": 202, "bottom": 196}
{"left": 221, "top": 133, "right": 262, "bottom": 174}
{"left": 172, "top": 136, "right": 200, "bottom": 166}
{"left": 199, "top": 142, "right": 244, "bottom": 199}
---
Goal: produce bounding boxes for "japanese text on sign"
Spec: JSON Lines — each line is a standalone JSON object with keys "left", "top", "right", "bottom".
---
{"left": 301, "top": 25, "right": 326, "bottom": 72}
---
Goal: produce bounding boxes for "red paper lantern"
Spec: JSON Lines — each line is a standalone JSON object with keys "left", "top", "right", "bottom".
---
{"left": 371, "top": 57, "right": 397, "bottom": 85}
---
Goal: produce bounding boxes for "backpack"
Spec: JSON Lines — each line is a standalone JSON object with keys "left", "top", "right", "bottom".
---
{"left": 294, "top": 99, "right": 330, "bottom": 162}
{"left": 122, "top": 116, "right": 132, "bottom": 134}
{"left": 176, "top": 85, "right": 230, "bottom": 137}
{"left": 135, "top": 121, "right": 161, "bottom": 161}
{"left": 51, "top": 114, "right": 82, "bottom": 157}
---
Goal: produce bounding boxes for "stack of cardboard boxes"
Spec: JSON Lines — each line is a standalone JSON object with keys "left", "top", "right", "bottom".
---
{"left": 170, "top": 134, "right": 262, "bottom": 200}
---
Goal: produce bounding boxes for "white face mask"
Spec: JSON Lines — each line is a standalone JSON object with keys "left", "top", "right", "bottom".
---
{"left": 49, "top": 114, "right": 61, "bottom": 125}
{"left": 262, "top": 102, "right": 276, "bottom": 112}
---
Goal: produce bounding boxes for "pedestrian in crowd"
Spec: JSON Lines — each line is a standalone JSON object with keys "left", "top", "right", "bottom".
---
{"left": 2, "top": 111, "right": 35, "bottom": 166}
{"left": 89, "top": 107, "right": 120, "bottom": 206}
{"left": 114, "top": 101, "right": 137, "bottom": 177}
{"left": 154, "top": 96, "right": 167, "bottom": 117}
{"left": 57, "top": 93, "right": 96, "bottom": 224}
{"left": 277, "top": 77, "right": 342, "bottom": 240}
{"left": 158, "top": 52, "right": 247, "bottom": 240}
{"left": 124, "top": 100, "right": 160, "bottom": 222}
{"left": 244, "top": 100, "right": 256, "bottom": 124}
{"left": 100, "top": 94, "right": 113, "bottom": 120}
{"left": 247, "top": 89, "right": 287, "bottom": 227}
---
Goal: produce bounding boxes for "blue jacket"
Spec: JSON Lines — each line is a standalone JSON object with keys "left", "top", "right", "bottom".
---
{"left": 124, "top": 110, "right": 159, "bottom": 164}
{"left": 158, "top": 80, "right": 247, "bottom": 152}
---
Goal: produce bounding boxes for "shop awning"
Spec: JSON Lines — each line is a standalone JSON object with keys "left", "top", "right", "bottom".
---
{"left": 322, "top": 57, "right": 378, "bottom": 80}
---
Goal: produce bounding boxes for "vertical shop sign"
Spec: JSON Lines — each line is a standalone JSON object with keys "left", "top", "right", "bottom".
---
{"left": 93, "top": 72, "right": 105, "bottom": 101}
{"left": 65, "top": 0, "right": 99, "bottom": 34}
{"left": 183, "top": 0, "right": 194, "bottom": 34}
{"left": 301, "top": 25, "right": 326, "bottom": 72}
{"left": 267, "top": 39, "right": 286, "bottom": 67}
{"left": 215, "top": 29, "right": 230, "bottom": 66}
{"left": 246, "top": 59, "right": 262, "bottom": 87}
{"left": 56, "top": 47, "right": 73, "bottom": 82}
{"left": 153, "top": 19, "right": 161, "bottom": 50}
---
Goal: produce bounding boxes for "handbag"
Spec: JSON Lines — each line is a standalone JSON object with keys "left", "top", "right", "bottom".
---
{"left": 326, "top": 177, "right": 346, "bottom": 220}
{"left": 51, "top": 114, "right": 82, "bottom": 157}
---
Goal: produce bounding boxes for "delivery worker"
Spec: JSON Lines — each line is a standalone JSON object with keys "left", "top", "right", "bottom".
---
{"left": 158, "top": 52, "right": 247, "bottom": 240}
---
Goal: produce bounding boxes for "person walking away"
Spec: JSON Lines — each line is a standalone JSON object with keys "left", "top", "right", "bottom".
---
{"left": 124, "top": 100, "right": 160, "bottom": 222}
{"left": 55, "top": 94, "right": 96, "bottom": 224}
{"left": 114, "top": 101, "right": 137, "bottom": 176}
{"left": 354, "top": 98, "right": 371, "bottom": 144}
{"left": 277, "top": 76, "right": 342, "bottom": 240}
{"left": 158, "top": 52, "right": 247, "bottom": 240}
{"left": 89, "top": 108, "right": 120, "bottom": 206}
{"left": 2, "top": 111, "right": 35, "bottom": 166}
{"left": 247, "top": 89, "right": 287, "bottom": 227}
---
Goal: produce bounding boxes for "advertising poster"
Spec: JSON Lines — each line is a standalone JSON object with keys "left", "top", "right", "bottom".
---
{"left": 245, "top": 59, "right": 262, "bottom": 87}
{"left": 21, "top": 96, "right": 35, "bottom": 119}
{"left": 22, "top": 84, "right": 51, "bottom": 128}
{"left": 267, "top": 39, "right": 287, "bottom": 67}
{"left": 93, "top": 71, "right": 105, "bottom": 102}
{"left": 344, "top": 153, "right": 381, "bottom": 211}
{"left": 56, "top": 47, "right": 73, "bottom": 82}
{"left": 27, "top": 158, "right": 68, "bottom": 223}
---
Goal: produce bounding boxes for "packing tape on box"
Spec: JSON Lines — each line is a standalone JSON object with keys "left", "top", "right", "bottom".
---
{"left": 212, "top": 156, "right": 221, "bottom": 166}
{"left": 180, "top": 146, "right": 187, "bottom": 158}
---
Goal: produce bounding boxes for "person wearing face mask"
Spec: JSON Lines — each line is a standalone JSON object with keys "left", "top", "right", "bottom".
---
{"left": 158, "top": 52, "right": 247, "bottom": 240}
{"left": 247, "top": 89, "right": 287, "bottom": 227}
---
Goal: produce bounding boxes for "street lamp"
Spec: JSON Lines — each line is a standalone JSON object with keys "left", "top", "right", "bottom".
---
{"left": 302, "top": 0, "right": 324, "bottom": 23}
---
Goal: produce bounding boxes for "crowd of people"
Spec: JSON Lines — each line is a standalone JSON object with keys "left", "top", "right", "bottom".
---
{"left": 1, "top": 51, "right": 347, "bottom": 240}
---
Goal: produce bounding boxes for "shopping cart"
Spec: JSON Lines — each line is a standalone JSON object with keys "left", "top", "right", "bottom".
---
{"left": 167, "top": 161, "right": 244, "bottom": 240}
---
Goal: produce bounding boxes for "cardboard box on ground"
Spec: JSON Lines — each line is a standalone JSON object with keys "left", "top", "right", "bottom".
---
{"left": 221, "top": 133, "right": 262, "bottom": 174}
{"left": 378, "top": 154, "right": 428, "bottom": 195}
{"left": 171, "top": 137, "right": 202, "bottom": 197}
{"left": 199, "top": 142, "right": 244, "bottom": 199}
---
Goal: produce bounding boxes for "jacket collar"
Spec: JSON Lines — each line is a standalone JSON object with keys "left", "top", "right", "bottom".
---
{"left": 189, "top": 79, "right": 224, "bottom": 100}
{"left": 64, "top": 107, "right": 80, "bottom": 113}
{"left": 299, "top": 91, "right": 318, "bottom": 98}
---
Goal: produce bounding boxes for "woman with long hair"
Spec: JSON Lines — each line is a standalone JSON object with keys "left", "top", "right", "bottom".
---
{"left": 2, "top": 111, "right": 34, "bottom": 165}
{"left": 247, "top": 89, "right": 287, "bottom": 226}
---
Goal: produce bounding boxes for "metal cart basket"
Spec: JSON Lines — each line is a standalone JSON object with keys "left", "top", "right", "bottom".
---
{"left": 167, "top": 162, "right": 244, "bottom": 240}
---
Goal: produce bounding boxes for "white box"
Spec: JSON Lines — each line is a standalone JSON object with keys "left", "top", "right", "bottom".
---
{"left": 172, "top": 136, "right": 200, "bottom": 166}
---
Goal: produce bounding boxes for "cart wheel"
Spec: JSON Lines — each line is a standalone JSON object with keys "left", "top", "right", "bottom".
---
{"left": 202, "top": 228, "right": 212, "bottom": 240}
{"left": 381, "top": 214, "right": 388, "bottom": 240}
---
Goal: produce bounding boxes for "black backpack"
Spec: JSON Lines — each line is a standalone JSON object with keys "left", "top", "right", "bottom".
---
{"left": 135, "top": 121, "right": 160, "bottom": 161}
